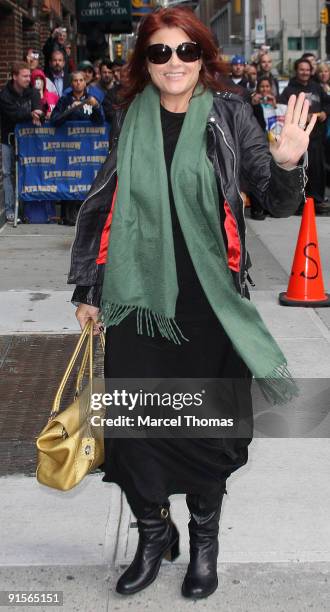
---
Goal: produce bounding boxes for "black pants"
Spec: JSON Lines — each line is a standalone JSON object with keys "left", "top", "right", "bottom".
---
{"left": 306, "top": 136, "right": 326, "bottom": 203}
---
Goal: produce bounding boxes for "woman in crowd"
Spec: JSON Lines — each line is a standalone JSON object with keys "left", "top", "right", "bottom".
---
{"left": 251, "top": 76, "right": 277, "bottom": 129}
{"left": 69, "top": 7, "right": 314, "bottom": 600}
{"left": 77, "top": 60, "right": 96, "bottom": 87}
{"left": 316, "top": 62, "right": 330, "bottom": 94}
{"left": 249, "top": 76, "right": 278, "bottom": 219}
{"left": 65, "top": 42, "right": 76, "bottom": 73}
{"left": 31, "top": 69, "right": 59, "bottom": 118}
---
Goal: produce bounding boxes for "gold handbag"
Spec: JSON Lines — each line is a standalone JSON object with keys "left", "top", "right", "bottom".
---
{"left": 36, "top": 321, "right": 105, "bottom": 491}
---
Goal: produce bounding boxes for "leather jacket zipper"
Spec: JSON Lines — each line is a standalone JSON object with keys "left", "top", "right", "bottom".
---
{"left": 209, "top": 120, "right": 246, "bottom": 295}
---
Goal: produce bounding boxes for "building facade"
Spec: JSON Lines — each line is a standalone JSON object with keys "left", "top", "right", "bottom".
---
{"left": 262, "top": 0, "right": 326, "bottom": 72}
{"left": 199, "top": 0, "right": 326, "bottom": 72}
{"left": 198, "top": 0, "right": 259, "bottom": 58}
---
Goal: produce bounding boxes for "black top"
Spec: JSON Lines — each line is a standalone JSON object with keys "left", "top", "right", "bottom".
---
{"left": 160, "top": 104, "right": 214, "bottom": 319}
{"left": 279, "top": 77, "right": 330, "bottom": 140}
{"left": 50, "top": 91, "right": 105, "bottom": 127}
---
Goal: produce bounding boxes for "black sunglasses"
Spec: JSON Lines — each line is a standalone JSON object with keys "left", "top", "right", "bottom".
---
{"left": 146, "top": 42, "right": 201, "bottom": 64}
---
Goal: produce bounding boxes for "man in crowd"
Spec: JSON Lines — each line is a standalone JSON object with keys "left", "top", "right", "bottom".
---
{"left": 51, "top": 71, "right": 104, "bottom": 126}
{"left": 77, "top": 60, "right": 96, "bottom": 87}
{"left": 245, "top": 64, "right": 258, "bottom": 92}
{"left": 95, "top": 59, "right": 114, "bottom": 96}
{"left": 301, "top": 52, "right": 317, "bottom": 78}
{"left": 0, "top": 62, "right": 43, "bottom": 223}
{"left": 50, "top": 71, "right": 104, "bottom": 225}
{"left": 229, "top": 55, "right": 248, "bottom": 88}
{"left": 45, "top": 49, "right": 71, "bottom": 97}
{"left": 102, "top": 59, "right": 125, "bottom": 124}
{"left": 279, "top": 58, "right": 330, "bottom": 214}
{"left": 43, "top": 27, "right": 68, "bottom": 73}
{"left": 111, "top": 58, "right": 125, "bottom": 86}
{"left": 258, "top": 53, "right": 279, "bottom": 98}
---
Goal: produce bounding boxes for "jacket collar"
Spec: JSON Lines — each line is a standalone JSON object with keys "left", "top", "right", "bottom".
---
{"left": 7, "top": 80, "right": 31, "bottom": 98}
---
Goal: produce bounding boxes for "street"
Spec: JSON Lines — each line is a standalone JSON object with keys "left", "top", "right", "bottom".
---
{"left": 0, "top": 213, "right": 330, "bottom": 611}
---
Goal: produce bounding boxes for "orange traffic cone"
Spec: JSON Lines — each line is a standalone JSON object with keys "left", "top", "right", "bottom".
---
{"left": 279, "top": 197, "right": 330, "bottom": 307}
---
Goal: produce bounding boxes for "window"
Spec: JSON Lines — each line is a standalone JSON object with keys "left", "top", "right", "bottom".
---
{"left": 268, "top": 37, "right": 280, "bottom": 51}
{"left": 288, "top": 37, "right": 302, "bottom": 51}
{"left": 211, "top": 8, "right": 230, "bottom": 47}
{"left": 304, "top": 37, "right": 318, "bottom": 50}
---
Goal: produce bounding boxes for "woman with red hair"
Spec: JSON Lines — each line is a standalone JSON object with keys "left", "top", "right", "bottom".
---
{"left": 69, "top": 7, "right": 314, "bottom": 600}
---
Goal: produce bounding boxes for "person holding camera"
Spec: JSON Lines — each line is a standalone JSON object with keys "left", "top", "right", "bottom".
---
{"left": 26, "top": 48, "right": 58, "bottom": 95}
{"left": 257, "top": 53, "right": 279, "bottom": 99}
{"left": 247, "top": 77, "right": 279, "bottom": 220}
{"left": 251, "top": 76, "right": 277, "bottom": 128}
{"left": 0, "top": 62, "right": 43, "bottom": 223}
{"left": 42, "top": 27, "right": 69, "bottom": 74}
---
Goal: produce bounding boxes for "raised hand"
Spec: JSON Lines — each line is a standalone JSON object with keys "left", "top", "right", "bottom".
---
{"left": 270, "top": 92, "right": 317, "bottom": 169}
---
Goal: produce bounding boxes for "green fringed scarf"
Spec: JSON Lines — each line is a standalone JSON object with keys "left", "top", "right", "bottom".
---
{"left": 101, "top": 83, "right": 297, "bottom": 405}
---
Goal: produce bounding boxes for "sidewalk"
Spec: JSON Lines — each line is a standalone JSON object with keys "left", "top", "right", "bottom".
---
{"left": 1, "top": 216, "right": 330, "bottom": 611}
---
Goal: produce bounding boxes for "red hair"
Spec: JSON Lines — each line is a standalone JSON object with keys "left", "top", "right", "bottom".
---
{"left": 119, "top": 7, "right": 233, "bottom": 105}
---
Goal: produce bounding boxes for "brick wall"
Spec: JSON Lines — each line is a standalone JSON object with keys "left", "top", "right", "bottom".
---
{"left": 0, "top": 5, "right": 24, "bottom": 88}
{"left": 39, "top": 16, "right": 52, "bottom": 51}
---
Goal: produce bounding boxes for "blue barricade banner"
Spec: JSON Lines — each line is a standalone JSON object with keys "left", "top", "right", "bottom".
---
{"left": 15, "top": 121, "right": 110, "bottom": 201}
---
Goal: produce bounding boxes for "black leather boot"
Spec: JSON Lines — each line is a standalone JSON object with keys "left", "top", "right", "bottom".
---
{"left": 116, "top": 504, "right": 180, "bottom": 595}
{"left": 181, "top": 489, "right": 225, "bottom": 599}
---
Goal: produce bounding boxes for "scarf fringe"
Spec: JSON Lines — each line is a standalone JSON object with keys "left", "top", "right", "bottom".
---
{"left": 256, "top": 364, "right": 299, "bottom": 406}
{"left": 101, "top": 302, "right": 189, "bottom": 345}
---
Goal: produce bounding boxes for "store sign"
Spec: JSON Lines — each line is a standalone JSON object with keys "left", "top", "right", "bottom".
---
{"left": 131, "top": 0, "right": 155, "bottom": 17}
{"left": 76, "top": 0, "right": 132, "bottom": 23}
{"left": 255, "top": 18, "right": 266, "bottom": 45}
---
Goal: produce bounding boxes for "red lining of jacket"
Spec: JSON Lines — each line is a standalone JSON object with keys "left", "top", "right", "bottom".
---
{"left": 96, "top": 181, "right": 118, "bottom": 264}
{"left": 224, "top": 200, "right": 241, "bottom": 272}
{"left": 96, "top": 187, "right": 241, "bottom": 273}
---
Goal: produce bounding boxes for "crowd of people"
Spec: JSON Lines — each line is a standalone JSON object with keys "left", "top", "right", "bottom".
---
{"left": 226, "top": 50, "right": 330, "bottom": 218}
{"left": 0, "top": 26, "right": 330, "bottom": 224}
{"left": 0, "top": 26, "right": 124, "bottom": 224}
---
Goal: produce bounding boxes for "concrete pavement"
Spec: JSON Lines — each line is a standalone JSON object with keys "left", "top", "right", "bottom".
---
{"left": 0, "top": 214, "right": 330, "bottom": 611}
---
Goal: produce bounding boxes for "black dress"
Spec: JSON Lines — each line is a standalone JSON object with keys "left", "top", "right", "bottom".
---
{"left": 102, "top": 105, "right": 252, "bottom": 517}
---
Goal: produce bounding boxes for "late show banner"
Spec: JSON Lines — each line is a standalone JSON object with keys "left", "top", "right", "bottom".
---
{"left": 15, "top": 121, "right": 110, "bottom": 201}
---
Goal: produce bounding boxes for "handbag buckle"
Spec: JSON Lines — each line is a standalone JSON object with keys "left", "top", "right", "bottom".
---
{"left": 81, "top": 437, "right": 95, "bottom": 460}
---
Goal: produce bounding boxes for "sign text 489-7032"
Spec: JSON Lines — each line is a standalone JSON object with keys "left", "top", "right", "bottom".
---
{"left": 76, "top": 0, "right": 132, "bottom": 22}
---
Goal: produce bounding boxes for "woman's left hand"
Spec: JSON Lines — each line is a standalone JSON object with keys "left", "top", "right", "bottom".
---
{"left": 270, "top": 93, "right": 317, "bottom": 170}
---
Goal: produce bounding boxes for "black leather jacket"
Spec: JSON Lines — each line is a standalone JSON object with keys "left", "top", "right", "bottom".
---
{"left": 0, "top": 81, "right": 42, "bottom": 144}
{"left": 68, "top": 91, "right": 306, "bottom": 306}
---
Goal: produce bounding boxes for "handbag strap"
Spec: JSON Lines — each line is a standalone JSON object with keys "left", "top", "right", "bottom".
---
{"left": 75, "top": 329, "right": 105, "bottom": 397}
{"left": 74, "top": 332, "right": 105, "bottom": 398}
{"left": 74, "top": 338, "right": 90, "bottom": 399}
{"left": 51, "top": 322, "right": 105, "bottom": 417}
